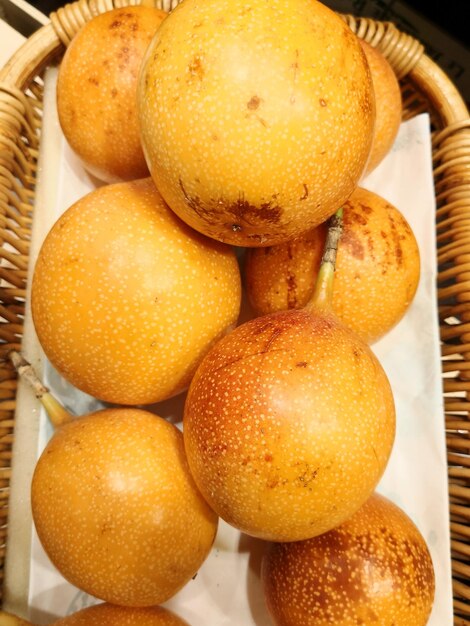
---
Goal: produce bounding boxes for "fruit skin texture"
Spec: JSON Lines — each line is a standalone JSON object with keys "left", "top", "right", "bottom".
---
{"left": 261, "top": 493, "right": 435, "bottom": 626}
{"left": 183, "top": 309, "right": 395, "bottom": 541}
{"left": 245, "top": 187, "right": 420, "bottom": 344}
{"left": 138, "top": 0, "right": 375, "bottom": 246}
{"left": 360, "top": 40, "right": 402, "bottom": 175}
{"left": 31, "top": 178, "right": 241, "bottom": 405}
{"left": 52, "top": 604, "right": 190, "bottom": 625}
{"left": 57, "top": 6, "right": 166, "bottom": 183}
{"left": 0, "top": 604, "right": 191, "bottom": 626}
{"left": 31, "top": 408, "right": 218, "bottom": 607}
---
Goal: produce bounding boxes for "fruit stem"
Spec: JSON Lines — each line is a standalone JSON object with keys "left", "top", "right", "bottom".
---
{"left": 0, "top": 611, "right": 33, "bottom": 626}
{"left": 9, "top": 351, "right": 73, "bottom": 428}
{"left": 305, "top": 208, "right": 343, "bottom": 313}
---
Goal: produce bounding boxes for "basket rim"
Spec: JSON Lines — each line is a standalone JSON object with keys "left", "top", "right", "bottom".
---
{"left": 0, "top": 4, "right": 469, "bottom": 129}
{"left": 1, "top": 1, "right": 470, "bottom": 623}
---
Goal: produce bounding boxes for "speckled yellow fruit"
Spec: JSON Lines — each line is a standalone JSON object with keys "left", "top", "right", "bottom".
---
{"left": 183, "top": 308, "right": 395, "bottom": 541}
{"left": 245, "top": 187, "right": 420, "bottom": 344}
{"left": 262, "top": 493, "right": 435, "bottom": 626}
{"left": 57, "top": 6, "right": 167, "bottom": 183}
{"left": 53, "top": 605, "right": 190, "bottom": 626}
{"left": 31, "top": 178, "right": 241, "bottom": 405}
{"left": 138, "top": 0, "right": 375, "bottom": 246}
{"left": 0, "top": 604, "right": 191, "bottom": 626}
{"left": 360, "top": 40, "right": 402, "bottom": 175}
{"left": 31, "top": 408, "right": 218, "bottom": 607}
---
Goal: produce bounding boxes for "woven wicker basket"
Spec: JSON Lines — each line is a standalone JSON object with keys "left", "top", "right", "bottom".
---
{"left": 1, "top": 0, "right": 470, "bottom": 622}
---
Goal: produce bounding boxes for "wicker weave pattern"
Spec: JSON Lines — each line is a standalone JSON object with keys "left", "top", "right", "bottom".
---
{"left": 1, "top": 1, "right": 470, "bottom": 622}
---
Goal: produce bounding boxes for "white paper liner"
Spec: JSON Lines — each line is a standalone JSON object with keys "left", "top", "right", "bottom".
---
{"left": 21, "top": 68, "right": 452, "bottom": 625}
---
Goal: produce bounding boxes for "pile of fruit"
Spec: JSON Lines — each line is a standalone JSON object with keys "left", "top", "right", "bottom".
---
{"left": 3, "top": 0, "right": 437, "bottom": 624}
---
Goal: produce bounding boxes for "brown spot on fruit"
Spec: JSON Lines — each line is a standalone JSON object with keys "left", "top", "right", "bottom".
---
{"left": 244, "top": 187, "right": 420, "bottom": 344}
{"left": 56, "top": 5, "right": 166, "bottom": 183}
{"left": 138, "top": 0, "right": 375, "bottom": 247}
{"left": 287, "top": 272, "right": 297, "bottom": 308}
{"left": 267, "top": 476, "right": 279, "bottom": 489}
{"left": 344, "top": 207, "right": 368, "bottom": 227}
{"left": 341, "top": 229, "right": 364, "bottom": 260}
{"left": 359, "top": 202, "right": 373, "bottom": 215}
{"left": 262, "top": 494, "right": 435, "bottom": 625}
{"left": 296, "top": 361, "right": 308, "bottom": 367}
{"left": 319, "top": 98, "right": 327, "bottom": 106}
{"left": 188, "top": 56, "right": 205, "bottom": 80}
{"left": 228, "top": 197, "right": 282, "bottom": 225}
{"left": 184, "top": 307, "right": 395, "bottom": 542}
{"left": 247, "top": 95, "right": 261, "bottom": 110}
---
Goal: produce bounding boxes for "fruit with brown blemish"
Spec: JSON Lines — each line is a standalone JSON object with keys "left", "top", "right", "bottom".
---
{"left": 8, "top": 351, "right": 217, "bottom": 608}
{"left": 360, "top": 40, "right": 403, "bottom": 175}
{"left": 31, "top": 178, "right": 241, "bottom": 405}
{"left": 57, "top": 6, "right": 167, "bottom": 183}
{"left": 0, "top": 604, "right": 190, "bottom": 626}
{"left": 261, "top": 493, "right": 435, "bottom": 626}
{"left": 183, "top": 211, "right": 395, "bottom": 541}
{"left": 244, "top": 187, "right": 420, "bottom": 344}
{"left": 138, "top": 0, "right": 375, "bottom": 246}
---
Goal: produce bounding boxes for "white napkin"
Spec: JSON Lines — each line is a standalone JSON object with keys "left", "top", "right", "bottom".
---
{"left": 26, "top": 68, "right": 452, "bottom": 625}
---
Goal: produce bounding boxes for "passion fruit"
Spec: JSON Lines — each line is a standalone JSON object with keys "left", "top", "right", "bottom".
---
{"left": 184, "top": 214, "right": 395, "bottom": 541}
{"left": 183, "top": 308, "right": 395, "bottom": 541}
{"left": 57, "top": 6, "right": 167, "bottom": 183}
{"left": 262, "top": 493, "right": 435, "bottom": 626}
{"left": 138, "top": 0, "right": 375, "bottom": 246}
{"left": 31, "top": 178, "right": 241, "bottom": 405}
{"left": 245, "top": 187, "right": 420, "bottom": 344}
{"left": 31, "top": 408, "right": 218, "bottom": 606}
{"left": 360, "top": 40, "right": 402, "bottom": 175}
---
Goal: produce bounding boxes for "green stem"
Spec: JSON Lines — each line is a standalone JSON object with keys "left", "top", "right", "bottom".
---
{"left": 9, "top": 351, "right": 73, "bottom": 428}
{"left": 305, "top": 207, "right": 343, "bottom": 313}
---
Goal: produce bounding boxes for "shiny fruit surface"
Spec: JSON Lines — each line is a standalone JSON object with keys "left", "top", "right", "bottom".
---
{"left": 53, "top": 604, "right": 190, "bottom": 625}
{"left": 245, "top": 187, "right": 420, "bottom": 343}
{"left": 31, "top": 408, "right": 218, "bottom": 606}
{"left": 360, "top": 40, "right": 402, "bottom": 175}
{"left": 138, "top": 0, "right": 375, "bottom": 246}
{"left": 184, "top": 309, "right": 395, "bottom": 541}
{"left": 31, "top": 178, "right": 241, "bottom": 405}
{"left": 57, "top": 6, "right": 167, "bottom": 183}
{"left": 262, "top": 493, "right": 435, "bottom": 626}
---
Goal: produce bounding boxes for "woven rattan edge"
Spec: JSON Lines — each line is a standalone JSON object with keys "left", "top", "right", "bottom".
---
{"left": 410, "top": 56, "right": 470, "bottom": 127}
{"left": 0, "top": 6, "right": 468, "bottom": 128}
{"left": 1, "top": 2, "right": 470, "bottom": 623}
{"left": 0, "top": 23, "right": 62, "bottom": 91}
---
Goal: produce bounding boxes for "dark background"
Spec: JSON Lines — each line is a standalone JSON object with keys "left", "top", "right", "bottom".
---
{"left": 401, "top": 1, "right": 465, "bottom": 48}
{"left": 23, "top": 0, "right": 468, "bottom": 103}
{"left": 27, "top": 0, "right": 467, "bottom": 48}
{"left": 405, "top": 0, "right": 465, "bottom": 48}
